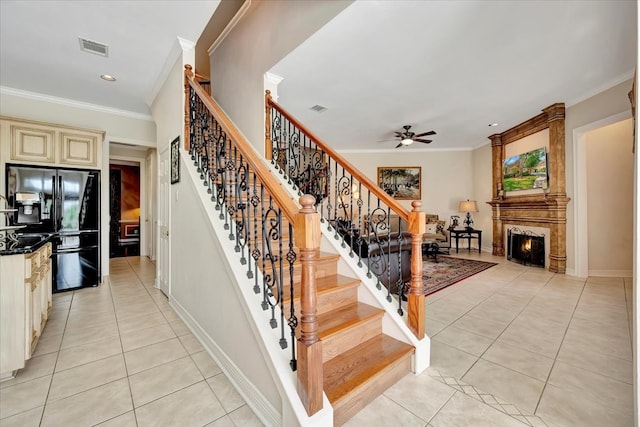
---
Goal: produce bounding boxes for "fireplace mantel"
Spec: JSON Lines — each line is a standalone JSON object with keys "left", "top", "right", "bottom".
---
{"left": 488, "top": 103, "right": 570, "bottom": 273}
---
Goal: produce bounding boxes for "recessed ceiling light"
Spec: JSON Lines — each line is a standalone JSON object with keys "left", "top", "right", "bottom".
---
{"left": 488, "top": 123, "right": 499, "bottom": 127}
{"left": 100, "top": 74, "right": 116, "bottom": 82}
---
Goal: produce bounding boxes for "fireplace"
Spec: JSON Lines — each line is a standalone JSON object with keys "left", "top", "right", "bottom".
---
{"left": 507, "top": 228, "right": 545, "bottom": 268}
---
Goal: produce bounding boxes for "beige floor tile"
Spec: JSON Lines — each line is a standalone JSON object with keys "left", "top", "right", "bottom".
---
{"left": 129, "top": 356, "right": 203, "bottom": 407}
{"left": 48, "top": 354, "right": 127, "bottom": 401}
{"left": 206, "top": 373, "right": 245, "bottom": 413}
{"left": 429, "top": 392, "right": 524, "bottom": 427}
{"left": 343, "top": 394, "right": 426, "bottom": 426}
{"left": 115, "top": 301, "right": 160, "bottom": 321}
{"left": 536, "top": 383, "right": 633, "bottom": 427}
{"left": 0, "top": 405, "right": 43, "bottom": 426}
{"left": 31, "top": 332, "right": 63, "bottom": 357}
{"left": 450, "top": 313, "right": 509, "bottom": 340}
{"left": 117, "top": 311, "right": 168, "bottom": 334}
{"left": 60, "top": 321, "right": 119, "bottom": 350}
{"left": 41, "top": 378, "right": 132, "bottom": 426}
{"left": 430, "top": 341, "right": 478, "bottom": 379}
{"left": 556, "top": 340, "right": 633, "bottom": 384}
{"left": 168, "top": 319, "right": 191, "bottom": 336}
{"left": 120, "top": 323, "right": 176, "bottom": 352}
{"left": 433, "top": 326, "right": 494, "bottom": 356}
{"left": 562, "top": 323, "right": 632, "bottom": 361}
{"left": 547, "top": 361, "right": 634, "bottom": 414}
{"left": 462, "top": 359, "right": 544, "bottom": 414}
{"left": 124, "top": 337, "right": 188, "bottom": 375}
{"left": 0, "top": 375, "right": 51, "bottom": 419}
{"left": 55, "top": 336, "right": 123, "bottom": 372}
{"left": 178, "top": 333, "right": 205, "bottom": 354}
{"left": 482, "top": 340, "right": 554, "bottom": 382}
{"left": 426, "top": 319, "right": 448, "bottom": 337}
{"left": 191, "top": 351, "right": 222, "bottom": 378}
{"left": 94, "top": 410, "right": 137, "bottom": 426}
{"left": 135, "top": 380, "right": 226, "bottom": 427}
{"left": 426, "top": 300, "right": 475, "bottom": 325}
{"left": 204, "top": 415, "right": 236, "bottom": 427}
{"left": 161, "top": 308, "right": 181, "bottom": 321}
{"left": 0, "top": 352, "right": 57, "bottom": 389}
{"left": 497, "top": 322, "right": 564, "bottom": 359}
{"left": 466, "top": 303, "right": 521, "bottom": 325}
{"left": 383, "top": 371, "right": 455, "bottom": 422}
{"left": 228, "top": 405, "right": 264, "bottom": 427}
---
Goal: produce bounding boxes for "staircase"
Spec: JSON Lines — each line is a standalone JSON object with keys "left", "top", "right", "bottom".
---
{"left": 184, "top": 65, "right": 425, "bottom": 426}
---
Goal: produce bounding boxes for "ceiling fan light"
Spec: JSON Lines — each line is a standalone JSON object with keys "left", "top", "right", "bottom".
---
{"left": 401, "top": 138, "right": 413, "bottom": 145}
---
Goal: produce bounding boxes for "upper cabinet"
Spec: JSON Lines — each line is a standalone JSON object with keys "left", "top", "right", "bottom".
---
{"left": 2, "top": 117, "right": 104, "bottom": 169}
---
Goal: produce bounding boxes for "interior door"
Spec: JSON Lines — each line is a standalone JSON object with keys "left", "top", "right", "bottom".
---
{"left": 157, "top": 146, "right": 170, "bottom": 296}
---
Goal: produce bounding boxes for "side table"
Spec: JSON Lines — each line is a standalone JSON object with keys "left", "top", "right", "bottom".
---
{"left": 449, "top": 228, "right": 482, "bottom": 254}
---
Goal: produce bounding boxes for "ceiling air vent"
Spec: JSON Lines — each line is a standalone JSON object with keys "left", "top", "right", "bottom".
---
{"left": 79, "top": 37, "right": 109, "bottom": 57}
{"left": 309, "top": 104, "right": 328, "bottom": 113}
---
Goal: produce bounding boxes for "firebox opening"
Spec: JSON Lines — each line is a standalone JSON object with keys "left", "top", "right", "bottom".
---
{"left": 507, "top": 228, "right": 545, "bottom": 268}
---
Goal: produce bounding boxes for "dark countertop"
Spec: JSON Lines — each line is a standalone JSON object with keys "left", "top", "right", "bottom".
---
{"left": 0, "top": 234, "right": 52, "bottom": 256}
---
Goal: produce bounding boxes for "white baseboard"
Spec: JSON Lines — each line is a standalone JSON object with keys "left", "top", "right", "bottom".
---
{"left": 170, "top": 297, "right": 282, "bottom": 427}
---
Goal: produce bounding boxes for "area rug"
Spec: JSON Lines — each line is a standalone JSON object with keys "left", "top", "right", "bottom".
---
{"left": 423, "top": 256, "right": 497, "bottom": 296}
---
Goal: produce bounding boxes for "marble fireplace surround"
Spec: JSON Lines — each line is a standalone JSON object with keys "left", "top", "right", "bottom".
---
{"left": 488, "top": 103, "right": 570, "bottom": 273}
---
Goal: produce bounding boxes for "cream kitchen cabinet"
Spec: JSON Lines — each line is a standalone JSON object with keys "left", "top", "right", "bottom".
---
{"left": 0, "top": 241, "right": 52, "bottom": 381}
{"left": 1, "top": 117, "right": 103, "bottom": 169}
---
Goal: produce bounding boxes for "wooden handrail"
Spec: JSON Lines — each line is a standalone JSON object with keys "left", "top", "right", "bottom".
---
{"left": 185, "top": 65, "right": 299, "bottom": 223}
{"left": 266, "top": 93, "right": 410, "bottom": 221}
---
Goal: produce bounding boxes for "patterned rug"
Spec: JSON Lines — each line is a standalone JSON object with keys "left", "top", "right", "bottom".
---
{"left": 423, "top": 256, "right": 497, "bottom": 295}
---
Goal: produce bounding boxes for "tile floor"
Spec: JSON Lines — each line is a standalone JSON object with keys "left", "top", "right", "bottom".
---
{"left": 346, "top": 251, "right": 635, "bottom": 427}
{"left": 0, "top": 257, "right": 262, "bottom": 427}
{"left": 0, "top": 254, "right": 634, "bottom": 426}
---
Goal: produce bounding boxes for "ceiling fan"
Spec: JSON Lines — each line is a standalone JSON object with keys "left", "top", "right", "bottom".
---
{"left": 391, "top": 125, "right": 436, "bottom": 148}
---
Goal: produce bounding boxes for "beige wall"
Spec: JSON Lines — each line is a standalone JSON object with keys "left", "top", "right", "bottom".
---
{"left": 472, "top": 143, "right": 493, "bottom": 250}
{"left": 210, "top": 0, "right": 353, "bottom": 151}
{"left": 565, "top": 78, "right": 634, "bottom": 274}
{"left": 585, "top": 119, "right": 634, "bottom": 274}
{"left": 342, "top": 150, "right": 475, "bottom": 224}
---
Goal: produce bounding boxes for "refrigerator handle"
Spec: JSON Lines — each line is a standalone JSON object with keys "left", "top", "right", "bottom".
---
{"left": 57, "top": 175, "right": 63, "bottom": 230}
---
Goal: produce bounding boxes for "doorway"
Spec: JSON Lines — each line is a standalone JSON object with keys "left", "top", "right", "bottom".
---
{"left": 109, "top": 162, "right": 141, "bottom": 258}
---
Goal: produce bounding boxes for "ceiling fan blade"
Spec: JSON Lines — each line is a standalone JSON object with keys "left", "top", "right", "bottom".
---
{"left": 414, "top": 139, "right": 432, "bottom": 144}
{"left": 394, "top": 132, "right": 404, "bottom": 138}
{"left": 414, "top": 131, "right": 436, "bottom": 137}
{"left": 395, "top": 143, "right": 403, "bottom": 148}
{"left": 376, "top": 138, "right": 397, "bottom": 143}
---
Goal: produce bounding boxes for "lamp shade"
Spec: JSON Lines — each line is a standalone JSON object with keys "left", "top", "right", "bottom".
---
{"left": 459, "top": 200, "right": 479, "bottom": 213}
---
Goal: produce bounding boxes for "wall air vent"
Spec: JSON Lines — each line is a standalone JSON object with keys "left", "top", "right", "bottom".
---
{"left": 309, "top": 104, "right": 328, "bottom": 113}
{"left": 79, "top": 37, "right": 109, "bottom": 57}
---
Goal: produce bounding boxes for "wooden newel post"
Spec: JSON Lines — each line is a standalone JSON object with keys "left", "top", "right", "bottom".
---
{"left": 294, "top": 194, "right": 323, "bottom": 415}
{"left": 408, "top": 201, "right": 425, "bottom": 339}
{"left": 265, "top": 90, "right": 273, "bottom": 161}
{"left": 184, "top": 64, "right": 194, "bottom": 152}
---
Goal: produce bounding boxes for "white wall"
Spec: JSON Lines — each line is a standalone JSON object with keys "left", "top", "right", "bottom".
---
{"left": 210, "top": 0, "right": 353, "bottom": 151}
{"left": 585, "top": 119, "right": 634, "bottom": 275}
{"left": 0, "top": 92, "right": 156, "bottom": 279}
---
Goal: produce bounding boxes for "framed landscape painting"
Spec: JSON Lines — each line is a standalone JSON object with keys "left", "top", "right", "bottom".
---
{"left": 377, "top": 166, "right": 421, "bottom": 200}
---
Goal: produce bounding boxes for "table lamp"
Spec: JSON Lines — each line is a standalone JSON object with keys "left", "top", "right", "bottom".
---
{"left": 459, "top": 199, "right": 478, "bottom": 229}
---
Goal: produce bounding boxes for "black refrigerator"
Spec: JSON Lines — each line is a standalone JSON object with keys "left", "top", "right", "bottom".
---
{"left": 6, "top": 164, "right": 101, "bottom": 292}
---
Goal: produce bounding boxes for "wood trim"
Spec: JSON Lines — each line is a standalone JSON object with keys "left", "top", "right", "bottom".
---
{"left": 265, "top": 90, "right": 273, "bottom": 161}
{"left": 267, "top": 97, "right": 410, "bottom": 221}
{"left": 184, "top": 65, "right": 192, "bottom": 151}
{"left": 488, "top": 103, "right": 570, "bottom": 273}
{"left": 185, "top": 66, "right": 299, "bottom": 222}
{"left": 407, "top": 201, "right": 425, "bottom": 339}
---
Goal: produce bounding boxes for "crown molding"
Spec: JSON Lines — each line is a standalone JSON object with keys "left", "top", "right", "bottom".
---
{"left": 0, "top": 86, "right": 153, "bottom": 121}
{"left": 566, "top": 69, "right": 635, "bottom": 108}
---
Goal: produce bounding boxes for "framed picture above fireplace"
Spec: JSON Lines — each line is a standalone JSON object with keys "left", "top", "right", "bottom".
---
{"left": 502, "top": 147, "right": 548, "bottom": 192}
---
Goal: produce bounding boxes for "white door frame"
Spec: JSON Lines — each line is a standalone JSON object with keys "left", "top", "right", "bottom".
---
{"left": 156, "top": 145, "right": 171, "bottom": 295}
{"left": 572, "top": 111, "right": 631, "bottom": 277}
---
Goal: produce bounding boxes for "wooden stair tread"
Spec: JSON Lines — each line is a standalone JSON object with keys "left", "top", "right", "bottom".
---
{"left": 283, "top": 274, "right": 360, "bottom": 301}
{"left": 323, "top": 334, "right": 414, "bottom": 403}
{"left": 317, "top": 302, "right": 383, "bottom": 340}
